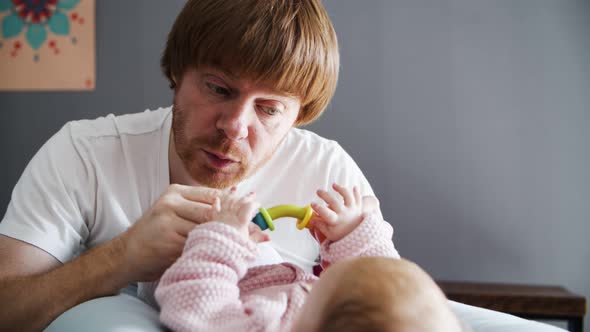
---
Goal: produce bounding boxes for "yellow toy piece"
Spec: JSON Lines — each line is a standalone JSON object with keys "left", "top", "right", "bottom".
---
{"left": 296, "top": 205, "right": 316, "bottom": 230}
{"left": 252, "top": 204, "right": 317, "bottom": 231}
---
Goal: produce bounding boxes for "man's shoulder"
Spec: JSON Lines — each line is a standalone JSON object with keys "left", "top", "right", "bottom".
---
{"left": 283, "top": 127, "right": 344, "bottom": 156}
{"left": 277, "top": 128, "right": 366, "bottom": 181}
{"left": 66, "top": 106, "right": 172, "bottom": 141}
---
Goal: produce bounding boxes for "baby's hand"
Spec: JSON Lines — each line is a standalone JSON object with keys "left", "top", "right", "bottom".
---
{"left": 310, "top": 184, "right": 380, "bottom": 242}
{"left": 209, "top": 187, "right": 268, "bottom": 242}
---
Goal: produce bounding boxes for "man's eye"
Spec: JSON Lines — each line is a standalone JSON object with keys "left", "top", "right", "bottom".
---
{"left": 259, "top": 106, "right": 280, "bottom": 116}
{"left": 206, "top": 82, "right": 230, "bottom": 96}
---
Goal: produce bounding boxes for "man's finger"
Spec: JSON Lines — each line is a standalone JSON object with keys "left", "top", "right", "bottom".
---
{"left": 173, "top": 215, "right": 200, "bottom": 237}
{"left": 175, "top": 199, "right": 214, "bottom": 224}
{"left": 176, "top": 184, "right": 221, "bottom": 204}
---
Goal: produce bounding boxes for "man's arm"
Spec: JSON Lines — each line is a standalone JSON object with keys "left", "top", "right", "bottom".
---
{"left": 0, "top": 184, "right": 221, "bottom": 331}
{"left": 0, "top": 235, "right": 130, "bottom": 332}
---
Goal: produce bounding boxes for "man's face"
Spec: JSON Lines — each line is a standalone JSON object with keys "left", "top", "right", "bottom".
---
{"left": 171, "top": 66, "right": 301, "bottom": 189}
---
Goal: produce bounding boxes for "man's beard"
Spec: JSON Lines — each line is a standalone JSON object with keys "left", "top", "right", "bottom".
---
{"left": 172, "top": 104, "right": 272, "bottom": 189}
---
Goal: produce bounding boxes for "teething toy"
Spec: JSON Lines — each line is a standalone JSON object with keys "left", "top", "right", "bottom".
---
{"left": 251, "top": 204, "right": 316, "bottom": 231}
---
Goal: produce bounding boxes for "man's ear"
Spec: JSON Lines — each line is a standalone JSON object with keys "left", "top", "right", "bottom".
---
{"left": 170, "top": 75, "right": 178, "bottom": 89}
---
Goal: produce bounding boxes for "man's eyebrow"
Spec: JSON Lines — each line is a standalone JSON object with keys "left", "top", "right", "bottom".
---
{"left": 259, "top": 92, "right": 299, "bottom": 105}
{"left": 205, "top": 68, "right": 298, "bottom": 101}
{"left": 210, "top": 68, "right": 239, "bottom": 81}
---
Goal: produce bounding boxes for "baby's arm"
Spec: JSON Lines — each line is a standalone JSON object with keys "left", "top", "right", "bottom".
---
{"left": 310, "top": 184, "right": 400, "bottom": 266}
{"left": 310, "top": 183, "right": 369, "bottom": 242}
{"left": 154, "top": 190, "right": 297, "bottom": 332}
{"left": 155, "top": 222, "right": 255, "bottom": 332}
{"left": 319, "top": 213, "right": 400, "bottom": 265}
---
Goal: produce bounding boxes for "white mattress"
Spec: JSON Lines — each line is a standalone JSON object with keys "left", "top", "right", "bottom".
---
{"left": 46, "top": 294, "right": 568, "bottom": 331}
{"left": 450, "top": 301, "right": 567, "bottom": 332}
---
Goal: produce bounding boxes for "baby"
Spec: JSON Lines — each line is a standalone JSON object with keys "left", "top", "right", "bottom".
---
{"left": 155, "top": 184, "right": 463, "bottom": 332}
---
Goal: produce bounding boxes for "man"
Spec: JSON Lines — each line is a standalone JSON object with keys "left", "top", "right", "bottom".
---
{"left": 0, "top": 0, "right": 396, "bottom": 330}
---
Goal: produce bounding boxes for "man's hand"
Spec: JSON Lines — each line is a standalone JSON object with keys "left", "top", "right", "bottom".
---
{"left": 118, "top": 184, "right": 221, "bottom": 282}
{"left": 310, "top": 183, "right": 380, "bottom": 242}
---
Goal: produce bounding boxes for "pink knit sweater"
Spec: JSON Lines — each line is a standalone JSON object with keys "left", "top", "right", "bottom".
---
{"left": 155, "top": 214, "right": 399, "bottom": 332}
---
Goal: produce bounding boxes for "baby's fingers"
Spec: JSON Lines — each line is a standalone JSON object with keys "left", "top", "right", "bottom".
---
{"left": 361, "top": 195, "right": 380, "bottom": 215}
{"left": 311, "top": 218, "right": 331, "bottom": 240}
{"left": 353, "top": 186, "right": 362, "bottom": 205}
{"left": 311, "top": 202, "right": 338, "bottom": 225}
{"left": 317, "top": 189, "right": 342, "bottom": 213}
{"left": 239, "top": 203, "right": 260, "bottom": 224}
{"left": 248, "top": 223, "right": 270, "bottom": 243}
{"left": 332, "top": 183, "right": 355, "bottom": 207}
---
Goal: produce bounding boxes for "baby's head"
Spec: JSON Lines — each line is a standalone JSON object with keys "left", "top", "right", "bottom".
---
{"left": 292, "top": 257, "right": 463, "bottom": 332}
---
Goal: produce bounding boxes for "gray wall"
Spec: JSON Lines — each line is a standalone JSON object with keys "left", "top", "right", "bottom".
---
{"left": 1, "top": 0, "right": 588, "bottom": 327}
{"left": 313, "top": 0, "right": 590, "bottom": 328}
{"left": 0, "top": 1, "right": 183, "bottom": 202}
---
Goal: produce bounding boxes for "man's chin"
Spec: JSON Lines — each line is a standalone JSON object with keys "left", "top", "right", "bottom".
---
{"left": 191, "top": 171, "right": 246, "bottom": 189}
{"left": 200, "top": 179, "right": 240, "bottom": 189}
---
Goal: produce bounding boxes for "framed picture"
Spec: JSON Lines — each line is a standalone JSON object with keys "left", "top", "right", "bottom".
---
{"left": 0, "top": 0, "right": 95, "bottom": 91}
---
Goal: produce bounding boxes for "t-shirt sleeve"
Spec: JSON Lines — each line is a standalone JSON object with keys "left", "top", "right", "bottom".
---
{"left": 0, "top": 122, "right": 94, "bottom": 263}
{"left": 327, "top": 142, "right": 383, "bottom": 220}
{"left": 318, "top": 141, "right": 399, "bottom": 256}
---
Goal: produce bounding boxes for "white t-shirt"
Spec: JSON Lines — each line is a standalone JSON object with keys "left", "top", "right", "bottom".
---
{"left": 0, "top": 107, "right": 390, "bottom": 273}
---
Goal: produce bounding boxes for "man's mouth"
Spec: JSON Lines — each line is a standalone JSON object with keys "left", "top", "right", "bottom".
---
{"left": 202, "top": 149, "right": 238, "bottom": 168}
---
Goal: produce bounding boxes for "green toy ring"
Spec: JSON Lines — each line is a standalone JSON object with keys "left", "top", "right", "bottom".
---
{"left": 259, "top": 207, "right": 275, "bottom": 231}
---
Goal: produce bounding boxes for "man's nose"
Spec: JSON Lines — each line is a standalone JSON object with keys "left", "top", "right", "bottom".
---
{"left": 216, "top": 100, "right": 251, "bottom": 141}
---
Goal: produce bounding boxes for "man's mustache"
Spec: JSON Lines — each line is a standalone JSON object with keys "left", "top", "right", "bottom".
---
{"left": 191, "top": 136, "right": 246, "bottom": 161}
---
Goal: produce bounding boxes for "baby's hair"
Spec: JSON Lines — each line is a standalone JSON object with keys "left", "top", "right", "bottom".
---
{"left": 319, "top": 299, "right": 391, "bottom": 332}
{"left": 317, "top": 257, "right": 464, "bottom": 332}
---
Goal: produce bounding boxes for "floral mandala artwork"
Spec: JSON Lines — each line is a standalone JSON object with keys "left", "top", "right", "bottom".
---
{"left": 0, "top": 0, "right": 95, "bottom": 90}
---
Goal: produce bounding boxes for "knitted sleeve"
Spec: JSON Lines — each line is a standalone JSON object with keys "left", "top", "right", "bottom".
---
{"left": 319, "top": 213, "right": 400, "bottom": 266}
{"left": 154, "top": 222, "right": 301, "bottom": 332}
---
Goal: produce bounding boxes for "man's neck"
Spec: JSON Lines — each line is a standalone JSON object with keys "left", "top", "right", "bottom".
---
{"left": 168, "top": 131, "right": 200, "bottom": 186}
